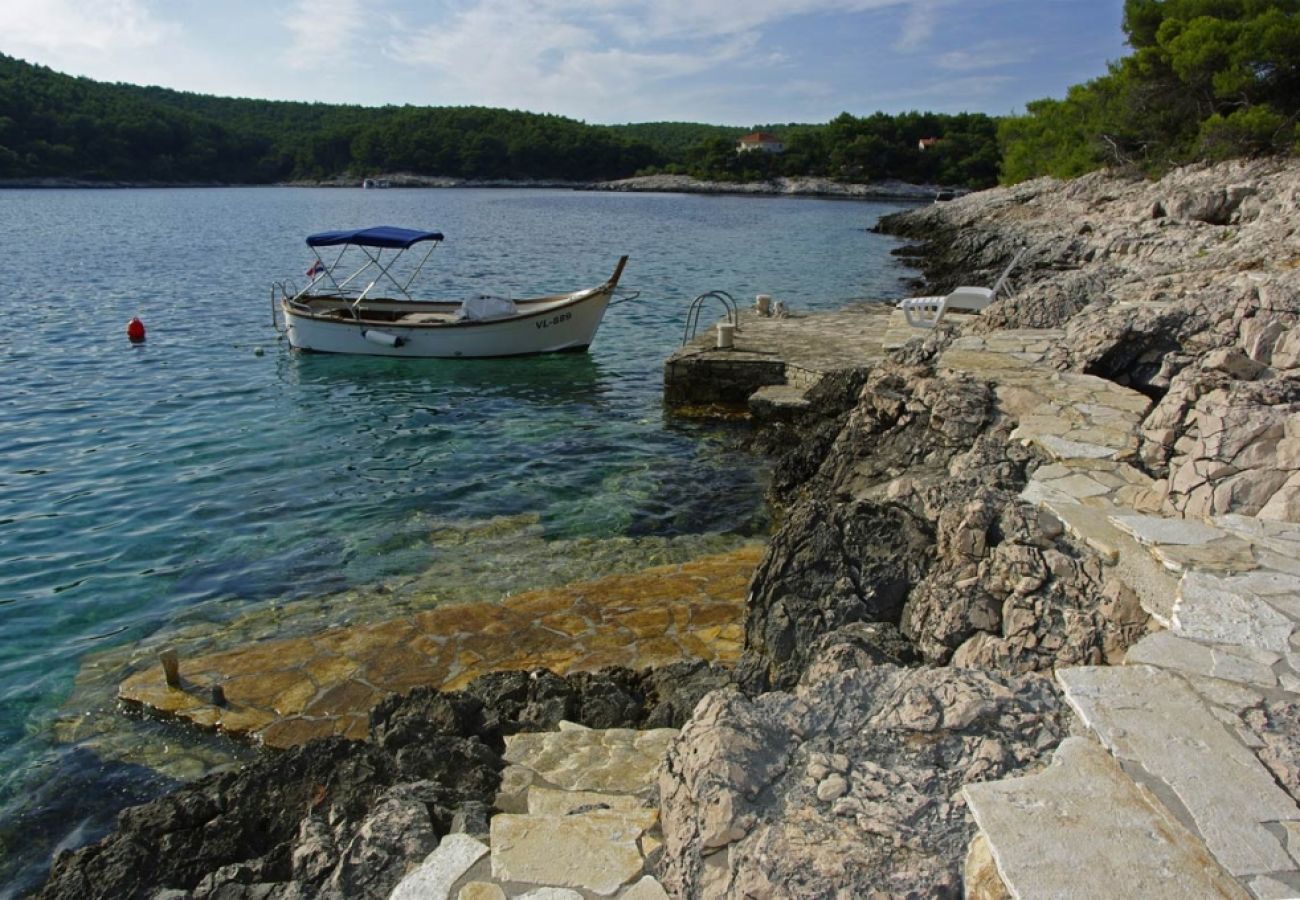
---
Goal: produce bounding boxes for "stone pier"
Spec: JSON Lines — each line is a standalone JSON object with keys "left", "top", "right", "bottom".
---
{"left": 663, "top": 305, "right": 895, "bottom": 411}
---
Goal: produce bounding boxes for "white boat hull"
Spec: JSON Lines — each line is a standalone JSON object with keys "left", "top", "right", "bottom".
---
{"left": 282, "top": 284, "right": 615, "bottom": 358}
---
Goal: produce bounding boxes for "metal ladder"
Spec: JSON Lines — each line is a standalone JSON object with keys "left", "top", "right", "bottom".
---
{"left": 681, "top": 290, "right": 741, "bottom": 345}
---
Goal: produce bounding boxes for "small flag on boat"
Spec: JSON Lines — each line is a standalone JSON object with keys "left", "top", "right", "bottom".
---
{"left": 306, "top": 260, "right": 326, "bottom": 279}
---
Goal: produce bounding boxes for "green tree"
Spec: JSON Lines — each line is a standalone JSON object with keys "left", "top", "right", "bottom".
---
{"left": 1000, "top": 0, "right": 1300, "bottom": 183}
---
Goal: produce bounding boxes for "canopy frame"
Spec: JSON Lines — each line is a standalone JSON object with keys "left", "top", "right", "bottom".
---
{"left": 295, "top": 228, "right": 443, "bottom": 307}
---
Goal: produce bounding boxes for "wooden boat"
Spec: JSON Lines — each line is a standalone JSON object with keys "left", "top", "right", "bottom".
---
{"left": 274, "top": 226, "right": 629, "bottom": 358}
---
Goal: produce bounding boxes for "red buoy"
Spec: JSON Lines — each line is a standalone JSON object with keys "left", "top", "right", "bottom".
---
{"left": 127, "top": 317, "right": 146, "bottom": 343}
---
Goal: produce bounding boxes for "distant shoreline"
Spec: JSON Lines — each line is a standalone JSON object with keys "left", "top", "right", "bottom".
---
{"left": 0, "top": 173, "right": 952, "bottom": 202}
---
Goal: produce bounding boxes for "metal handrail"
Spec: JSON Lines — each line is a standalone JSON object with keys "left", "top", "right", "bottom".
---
{"left": 682, "top": 290, "right": 740, "bottom": 345}
{"left": 270, "top": 281, "right": 297, "bottom": 332}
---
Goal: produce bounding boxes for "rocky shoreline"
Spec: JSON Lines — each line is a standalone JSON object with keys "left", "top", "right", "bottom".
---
{"left": 281, "top": 173, "right": 945, "bottom": 200}
{"left": 35, "top": 156, "right": 1300, "bottom": 898}
{"left": 589, "top": 174, "right": 942, "bottom": 201}
{"left": 2, "top": 173, "right": 943, "bottom": 201}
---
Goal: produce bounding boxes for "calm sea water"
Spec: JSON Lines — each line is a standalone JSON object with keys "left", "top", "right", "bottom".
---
{"left": 0, "top": 187, "right": 912, "bottom": 891}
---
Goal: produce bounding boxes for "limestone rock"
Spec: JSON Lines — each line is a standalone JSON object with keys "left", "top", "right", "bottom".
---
{"left": 963, "top": 834, "right": 1012, "bottom": 900}
{"left": 37, "top": 665, "right": 720, "bottom": 899}
{"left": 963, "top": 737, "right": 1247, "bottom": 898}
{"left": 389, "top": 834, "right": 488, "bottom": 900}
{"left": 1243, "top": 699, "right": 1300, "bottom": 803}
{"left": 456, "top": 883, "right": 506, "bottom": 900}
{"left": 741, "top": 497, "right": 932, "bottom": 689}
{"left": 324, "top": 794, "right": 438, "bottom": 898}
{"left": 658, "top": 665, "right": 1069, "bottom": 898}
{"left": 490, "top": 810, "right": 656, "bottom": 895}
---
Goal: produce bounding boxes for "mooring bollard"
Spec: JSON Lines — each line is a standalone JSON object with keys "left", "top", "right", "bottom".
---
{"left": 160, "top": 649, "right": 180, "bottom": 688}
{"left": 716, "top": 321, "right": 736, "bottom": 349}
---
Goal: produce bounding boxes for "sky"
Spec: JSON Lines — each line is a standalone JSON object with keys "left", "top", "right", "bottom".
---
{"left": 0, "top": 0, "right": 1129, "bottom": 125}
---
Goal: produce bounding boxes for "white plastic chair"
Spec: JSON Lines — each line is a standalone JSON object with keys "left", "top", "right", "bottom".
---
{"left": 899, "top": 247, "right": 1026, "bottom": 328}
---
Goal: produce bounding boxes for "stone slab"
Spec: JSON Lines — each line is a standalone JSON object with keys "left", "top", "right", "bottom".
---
{"left": 1111, "top": 514, "right": 1229, "bottom": 547}
{"left": 618, "top": 876, "right": 670, "bottom": 899}
{"left": 1151, "top": 539, "right": 1259, "bottom": 575}
{"left": 490, "top": 810, "right": 657, "bottom": 896}
{"left": 1058, "top": 665, "right": 1300, "bottom": 876}
{"left": 1250, "top": 874, "right": 1300, "bottom": 900}
{"left": 963, "top": 737, "right": 1247, "bottom": 899}
{"left": 389, "top": 833, "right": 489, "bottom": 900}
{"left": 1038, "top": 499, "right": 1123, "bottom": 563}
{"left": 1214, "top": 515, "right": 1300, "bottom": 557}
{"left": 1050, "top": 473, "right": 1114, "bottom": 500}
{"left": 1124, "top": 631, "right": 1278, "bottom": 688}
{"left": 456, "top": 883, "right": 506, "bottom": 900}
{"left": 1024, "top": 433, "right": 1122, "bottom": 461}
{"left": 527, "top": 786, "right": 650, "bottom": 816}
{"left": 504, "top": 727, "right": 678, "bottom": 795}
{"left": 1174, "top": 572, "right": 1296, "bottom": 654}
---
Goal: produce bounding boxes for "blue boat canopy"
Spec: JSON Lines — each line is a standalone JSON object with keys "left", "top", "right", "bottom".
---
{"left": 306, "top": 226, "right": 444, "bottom": 250}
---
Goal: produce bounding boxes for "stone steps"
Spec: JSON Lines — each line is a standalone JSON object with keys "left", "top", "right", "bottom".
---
{"left": 748, "top": 383, "right": 811, "bottom": 421}
{"left": 963, "top": 737, "right": 1248, "bottom": 899}
{"left": 1060, "top": 666, "right": 1300, "bottom": 886}
{"left": 937, "top": 330, "right": 1300, "bottom": 898}
{"left": 388, "top": 722, "right": 673, "bottom": 900}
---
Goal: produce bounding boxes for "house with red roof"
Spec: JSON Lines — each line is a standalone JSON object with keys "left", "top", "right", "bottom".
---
{"left": 737, "top": 132, "right": 785, "bottom": 154}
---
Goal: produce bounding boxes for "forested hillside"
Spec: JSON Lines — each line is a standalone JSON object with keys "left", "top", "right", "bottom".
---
{"left": 663, "top": 113, "right": 1000, "bottom": 186}
{"left": 999, "top": 0, "right": 1300, "bottom": 182}
{"left": 0, "top": 54, "right": 999, "bottom": 186}
{"left": 0, "top": 55, "right": 662, "bottom": 182}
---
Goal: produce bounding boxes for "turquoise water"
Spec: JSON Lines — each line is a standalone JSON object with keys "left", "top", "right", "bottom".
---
{"left": 0, "top": 187, "right": 911, "bottom": 890}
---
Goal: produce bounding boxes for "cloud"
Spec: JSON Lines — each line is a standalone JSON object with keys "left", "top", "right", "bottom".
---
{"left": 385, "top": 1, "right": 752, "bottom": 117}
{"left": 894, "top": 0, "right": 937, "bottom": 51}
{"left": 601, "top": 0, "right": 906, "bottom": 43}
{"left": 0, "top": 0, "right": 176, "bottom": 53}
{"left": 281, "top": 0, "right": 367, "bottom": 65}
{"left": 936, "top": 41, "right": 1031, "bottom": 72}
{"left": 384, "top": 0, "right": 914, "bottom": 120}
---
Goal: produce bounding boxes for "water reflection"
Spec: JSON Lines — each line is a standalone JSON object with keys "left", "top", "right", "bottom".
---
{"left": 278, "top": 347, "right": 615, "bottom": 409}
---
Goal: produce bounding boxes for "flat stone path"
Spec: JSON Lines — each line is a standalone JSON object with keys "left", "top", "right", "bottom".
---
{"left": 389, "top": 722, "right": 673, "bottom": 899}
{"left": 963, "top": 737, "right": 1248, "bottom": 899}
{"left": 119, "top": 546, "right": 760, "bottom": 749}
{"left": 935, "top": 330, "right": 1300, "bottom": 899}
